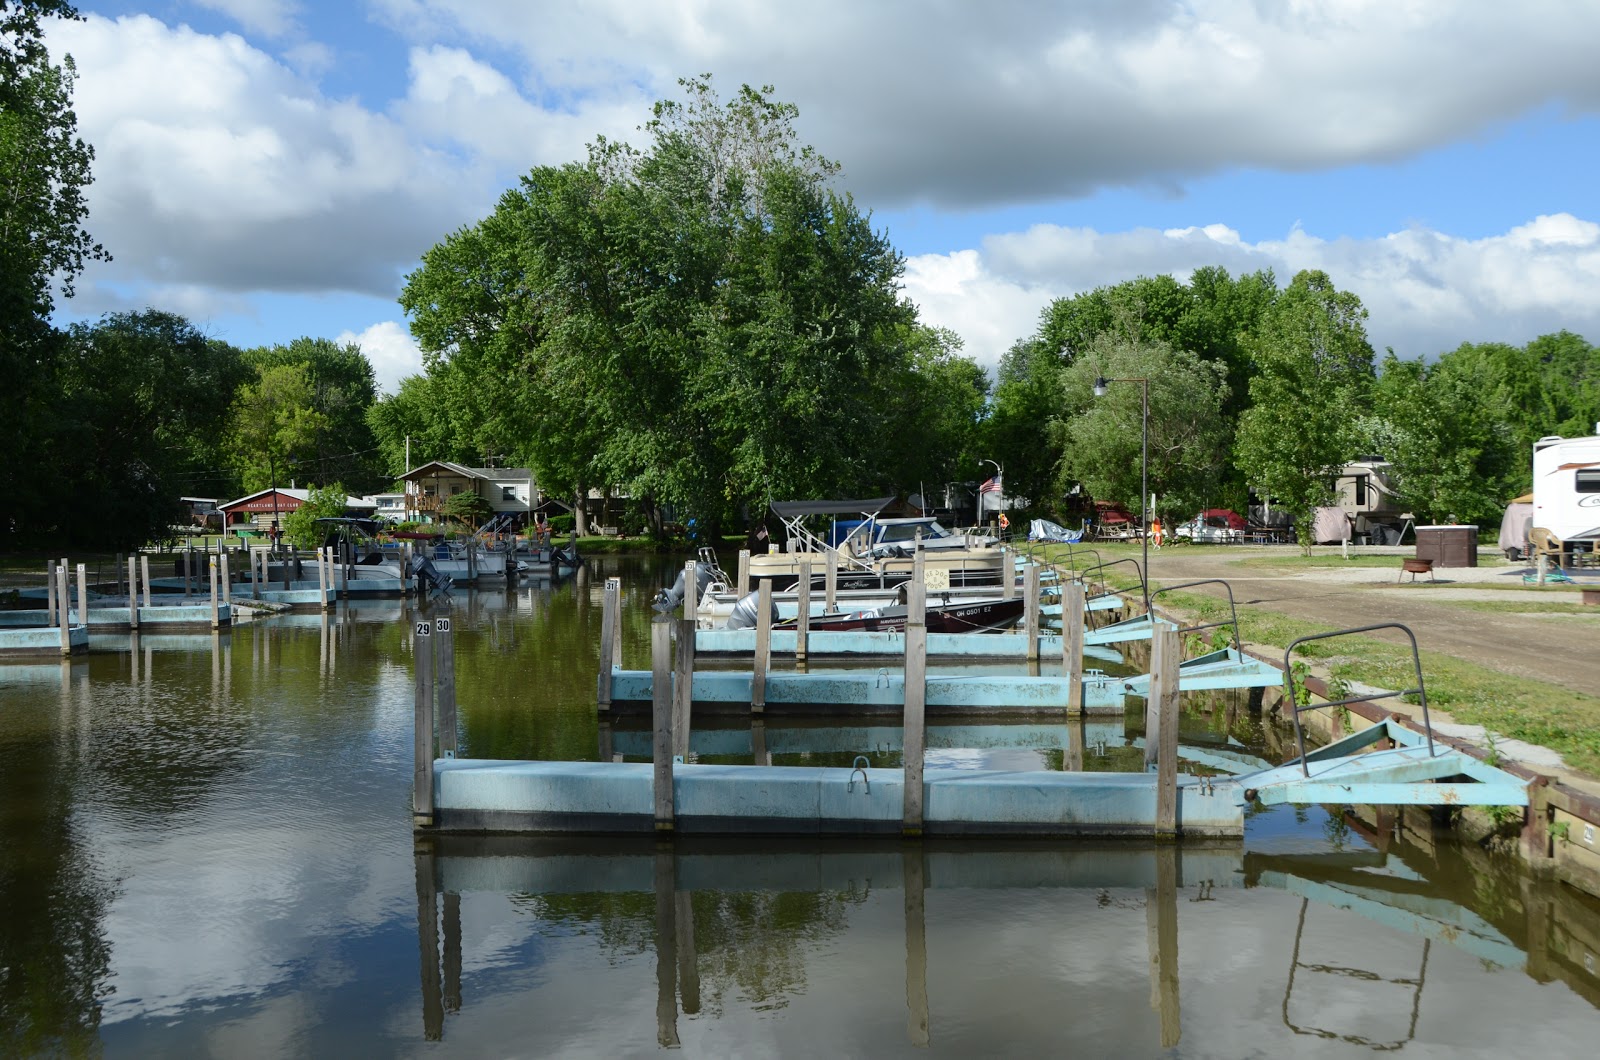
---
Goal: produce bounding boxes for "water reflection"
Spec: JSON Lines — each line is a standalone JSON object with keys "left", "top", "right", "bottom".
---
{"left": 2, "top": 556, "right": 1599, "bottom": 1054}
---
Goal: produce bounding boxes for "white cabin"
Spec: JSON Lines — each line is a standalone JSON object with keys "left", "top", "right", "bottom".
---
{"left": 1531, "top": 433, "right": 1600, "bottom": 545}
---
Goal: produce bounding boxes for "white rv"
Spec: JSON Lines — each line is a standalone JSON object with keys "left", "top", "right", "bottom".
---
{"left": 1531, "top": 432, "right": 1600, "bottom": 556}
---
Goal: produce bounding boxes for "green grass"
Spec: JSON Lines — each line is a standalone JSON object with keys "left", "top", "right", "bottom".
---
{"left": 1420, "top": 599, "right": 1599, "bottom": 616}
{"left": 1236, "top": 553, "right": 1512, "bottom": 570}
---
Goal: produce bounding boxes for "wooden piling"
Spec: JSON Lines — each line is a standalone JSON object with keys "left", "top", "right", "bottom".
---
{"left": 1153, "top": 625, "right": 1181, "bottom": 836}
{"left": 1024, "top": 564, "right": 1040, "bottom": 661}
{"left": 76, "top": 563, "right": 88, "bottom": 628}
{"left": 316, "top": 546, "right": 329, "bottom": 608}
{"left": 220, "top": 552, "right": 231, "bottom": 608}
{"left": 903, "top": 552, "right": 927, "bottom": 835}
{"left": 825, "top": 548, "right": 838, "bottom": 612}
{"left": 46, "top": 561, "right": 56, "bottom": 626}
{"left": 652, "top": 614, "right": 675, "bottom": 830}
{"left": 751, "top": 578, "right": 772, "bottom": 714}
{"left": 128, "top": 556, "right": 140, "bottom": 630}
{"left": 437, "top": 614, "right": 457, "bottom": 758}
{"left": 673, "top": 562, "right": 696, "bottom": 759}
{"left": 736, "top": 549, "right": 750, "bottom": 599}
{"left": 1064, "top": 580, "right": 1085, "bottom": 715}
{"left": 208, "top": 558, "right": 219, "bottom": 629}
{"left": 413, "top": 614, "right": 435, "bottom": 827}
{"left": 1002, "top": 547, "right": 1015, "bottom": 600}
{"left": 597, "top": 577, "right": 619, "bottom": 712}
{"left": 56, "top": 565, "right": 70, "bottom": 655}
{"left": 141, "top": 555, "right": 152, "bottom": 609}
{"left": 795, "top": 560, "right": 811, "bottom": 662}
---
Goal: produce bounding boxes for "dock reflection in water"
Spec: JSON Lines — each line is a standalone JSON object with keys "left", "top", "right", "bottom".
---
{"left": 410, "top": 833, "right": 1593, "bottom": 1055}
{"left": 4, "top": 556, "right": 1600, "bottom": 1054}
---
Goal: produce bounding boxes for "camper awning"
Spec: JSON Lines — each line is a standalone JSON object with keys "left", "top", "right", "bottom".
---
{"left": 769, "top": 497, "right": 898, "bottom": 519}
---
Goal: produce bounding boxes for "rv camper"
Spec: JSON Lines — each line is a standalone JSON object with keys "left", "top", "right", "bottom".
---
{"left": 1333, "top": 458, "right": 1410, "bottom": 544}
{"left": 1531, "top": 432, "right": 1600, "bottom": 564}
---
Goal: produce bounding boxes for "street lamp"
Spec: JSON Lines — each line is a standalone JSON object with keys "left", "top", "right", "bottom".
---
{"left": 978, "top": 458, "right": 1002, "bottom": 530}
{"left": 1093, "top": 376, "right": 1151, "bottom": 614}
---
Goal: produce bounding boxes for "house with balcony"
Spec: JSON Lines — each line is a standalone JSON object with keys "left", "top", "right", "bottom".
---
{"left": 400, "top": 461, "right": 536, "bottom": 527}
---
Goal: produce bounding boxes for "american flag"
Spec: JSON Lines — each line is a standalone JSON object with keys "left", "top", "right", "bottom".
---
{"left": 979, "top": 477, "right": 1001, "bottom": 494}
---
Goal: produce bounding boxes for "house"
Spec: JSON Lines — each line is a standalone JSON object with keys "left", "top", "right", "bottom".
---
{"left": 368, "top": 492, "right": 406, "bottom": 525}
{"left": 400, "top": 461, "right": 536, "bottom": 527}
{"left": 217, "top": 488, "right": 377, "bottom": 535}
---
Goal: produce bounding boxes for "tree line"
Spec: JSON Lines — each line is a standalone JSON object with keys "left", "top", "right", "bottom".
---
{"left": 6, "top": 7, "right": 1596, "bottom": 552}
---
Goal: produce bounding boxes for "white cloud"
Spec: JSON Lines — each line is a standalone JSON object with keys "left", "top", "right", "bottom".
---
{"left": 903, "top": 213, "right": 1600, "bottom": 369}
{"left": 191, "top": 0, "right": 302, "bottom": 40}
{"left": 336, "top": 320, "right": 423, "bottom": 395}
{"left": 364, "top": 1, "right": 1600, "bottom": 208}
{"left": 48, "top": 14, "right": 490, "bottom": 298}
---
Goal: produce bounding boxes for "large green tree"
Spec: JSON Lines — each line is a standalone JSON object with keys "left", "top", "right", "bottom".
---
{"left": 1369, "top": 351, "right": 1519, "bottom": 525}
{"left": 229, "top": 363, "right": 328, "bottom": 494}
{"left": 400, "top": 76, "right": 960, "bottom": 538}
{"left": 1236, "top": 270, "right": 1375, "bottom": 551}
{"left": 0, "top": 0, "right": 109, "bottom": 544}
{"left": 1054, "top": 335, "right": 1233, "bottom": 527}
{"left": 240, "top": 338, "right": 383, "bottom": 490}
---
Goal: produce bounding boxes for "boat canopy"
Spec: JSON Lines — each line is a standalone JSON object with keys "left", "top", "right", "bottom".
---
{"left": 769, "top": 497, "right": 897, "bottom": 519}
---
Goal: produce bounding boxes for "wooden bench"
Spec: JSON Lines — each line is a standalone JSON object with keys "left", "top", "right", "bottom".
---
{"left": 1398, "top": 557, "right": 1434, "bottom": 582}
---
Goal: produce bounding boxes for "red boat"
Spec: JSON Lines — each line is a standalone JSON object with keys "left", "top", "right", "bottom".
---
{"left": 778, "top": 597, "right": 1025, "bottom": 634}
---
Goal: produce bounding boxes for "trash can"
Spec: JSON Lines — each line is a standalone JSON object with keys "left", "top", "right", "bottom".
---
{"left": 1415, "top": 526, "right": 1477, "bottom": 567}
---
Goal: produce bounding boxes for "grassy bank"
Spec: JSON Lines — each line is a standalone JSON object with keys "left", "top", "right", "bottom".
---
{"left": 1034, "top": 542, "right": 1600, "bottom": 777}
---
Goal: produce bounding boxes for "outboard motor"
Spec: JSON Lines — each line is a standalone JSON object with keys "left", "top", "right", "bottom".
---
{"left": 652, "top": 564, "right": 715, "bottom": 613}
{"left": 725, "top": 590, "right": 781, "bottom": 630}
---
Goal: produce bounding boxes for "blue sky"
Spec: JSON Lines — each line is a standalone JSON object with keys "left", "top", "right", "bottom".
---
{"left": 46, "top": 1, "right": 1600, "bottom": 393}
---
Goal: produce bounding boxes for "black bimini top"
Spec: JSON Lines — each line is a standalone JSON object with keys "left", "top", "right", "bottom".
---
{"left": 769, "top": 497, "right": 897, "bottom": 519}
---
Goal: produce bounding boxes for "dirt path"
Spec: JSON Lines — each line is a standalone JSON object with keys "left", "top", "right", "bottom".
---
{"left": 1140, "top": 547, "right": 1600, "bottom": 697}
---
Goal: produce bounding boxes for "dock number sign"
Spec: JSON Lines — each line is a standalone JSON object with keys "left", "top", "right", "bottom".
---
{"left": 415, "top": 621, "right": 430, "bottom": 637}
{"left": 435, "top": 618, "right": 451, "bottom": 633}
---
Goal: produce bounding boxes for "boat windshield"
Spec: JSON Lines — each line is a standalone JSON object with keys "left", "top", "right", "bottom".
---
{"left": 877, "top": 519, "right": 952, "bottom": 543}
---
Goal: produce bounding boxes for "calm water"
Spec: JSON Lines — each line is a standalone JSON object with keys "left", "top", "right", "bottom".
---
{"left": 3, "top": 554, "right": 1599, "bottom": 1056}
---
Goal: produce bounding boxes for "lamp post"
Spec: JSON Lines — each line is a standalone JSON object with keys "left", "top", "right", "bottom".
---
{"left": 1093, "top": 376, "right": 1151, "bottom": 614}
{"left": 978, "top": 458, "right": 1002, "bottom": 530}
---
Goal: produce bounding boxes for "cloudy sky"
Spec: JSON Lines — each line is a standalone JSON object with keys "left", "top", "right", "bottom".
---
{"left": 44, "top": 1, "right": 1600, "bottom": 393}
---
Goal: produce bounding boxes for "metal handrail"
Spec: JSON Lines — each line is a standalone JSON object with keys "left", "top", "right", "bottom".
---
{"left": 1281, "top": 623, "right": 1436, "bottom": 776}
{"left": 1150, "top": 579, "right": 1242, "bottom": 654}
{"left": 1077, "top": 557, "right": 1146, "bottom": 611}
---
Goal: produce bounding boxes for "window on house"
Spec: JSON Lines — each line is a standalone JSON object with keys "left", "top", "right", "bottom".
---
{"left": 451, "top": 485, "right": 463, "bottom": 495}
{"left": 1577, "top": 469, "right": 1600, "bottom": 494}
{"left": 502, "top": 486, "right": 516, "bottom": 501}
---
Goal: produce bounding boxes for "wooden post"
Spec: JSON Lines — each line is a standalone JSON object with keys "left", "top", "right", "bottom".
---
{"left": 339, "top": 544, "right": 349, "bottom": 599}
{"left": 652, "top": 613, "right": 675, "bottom": 831}
{"left": 1001, "top": 547, "right": 1015, "bottom": 600}
{"left": 437, "top": 613, "right": 457, "bottom": 758}
{"left": 128, "top": 556, "right": 140, "bottom": 630}
{"left": 903, "top": 552, "right": 927, "bottom": 835}
{"left": 825, "top": 548, "right": 838, "bottom": 613}
{"left": 250, "top": 547, "right": 260, "bottom": 600}
{"left": 596, "top": 577, "right": 619, "bottom": 712}
{"left": 76, "top": 563, "right": 88, "bottom": 628}
{"left": 736, "top": 549, "right": 750, "bottom": 599}
{"left": 751, "top": 577, "right": 772, "bottom": 714}
{"left": 796, "top": 560, "right": 811, "bottom": 663}
{"left": 316, "top": 546, "right": 329, "bottom": 609}
{"left": 413, "top": 614, "right": 435, "bottom": 827}
{"left": 46, "top": 561, "right": 57, "bottom": 626}
{"left": 208, "top": 558, "right": 219, "bottom": 629}
{"left": 673, "top": 562, "right": 696, "bottom": 760}
{"left": 220, "top": 552, "right": 231, "bottom": 608}
{"left": 141, "top": 555, "right": 152, "bottom": 608}
{"left": 1065, "top": 580, "right": 1084, "bottom": 715}
{"left": 58, "top": 564, "right": 71, "bottom": 653}
{"left": 1024, "top": 563, "right": 1040, "bottom": 661}
{"left": 1152, "top": 625, "right": 1181, "bottom": 836}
